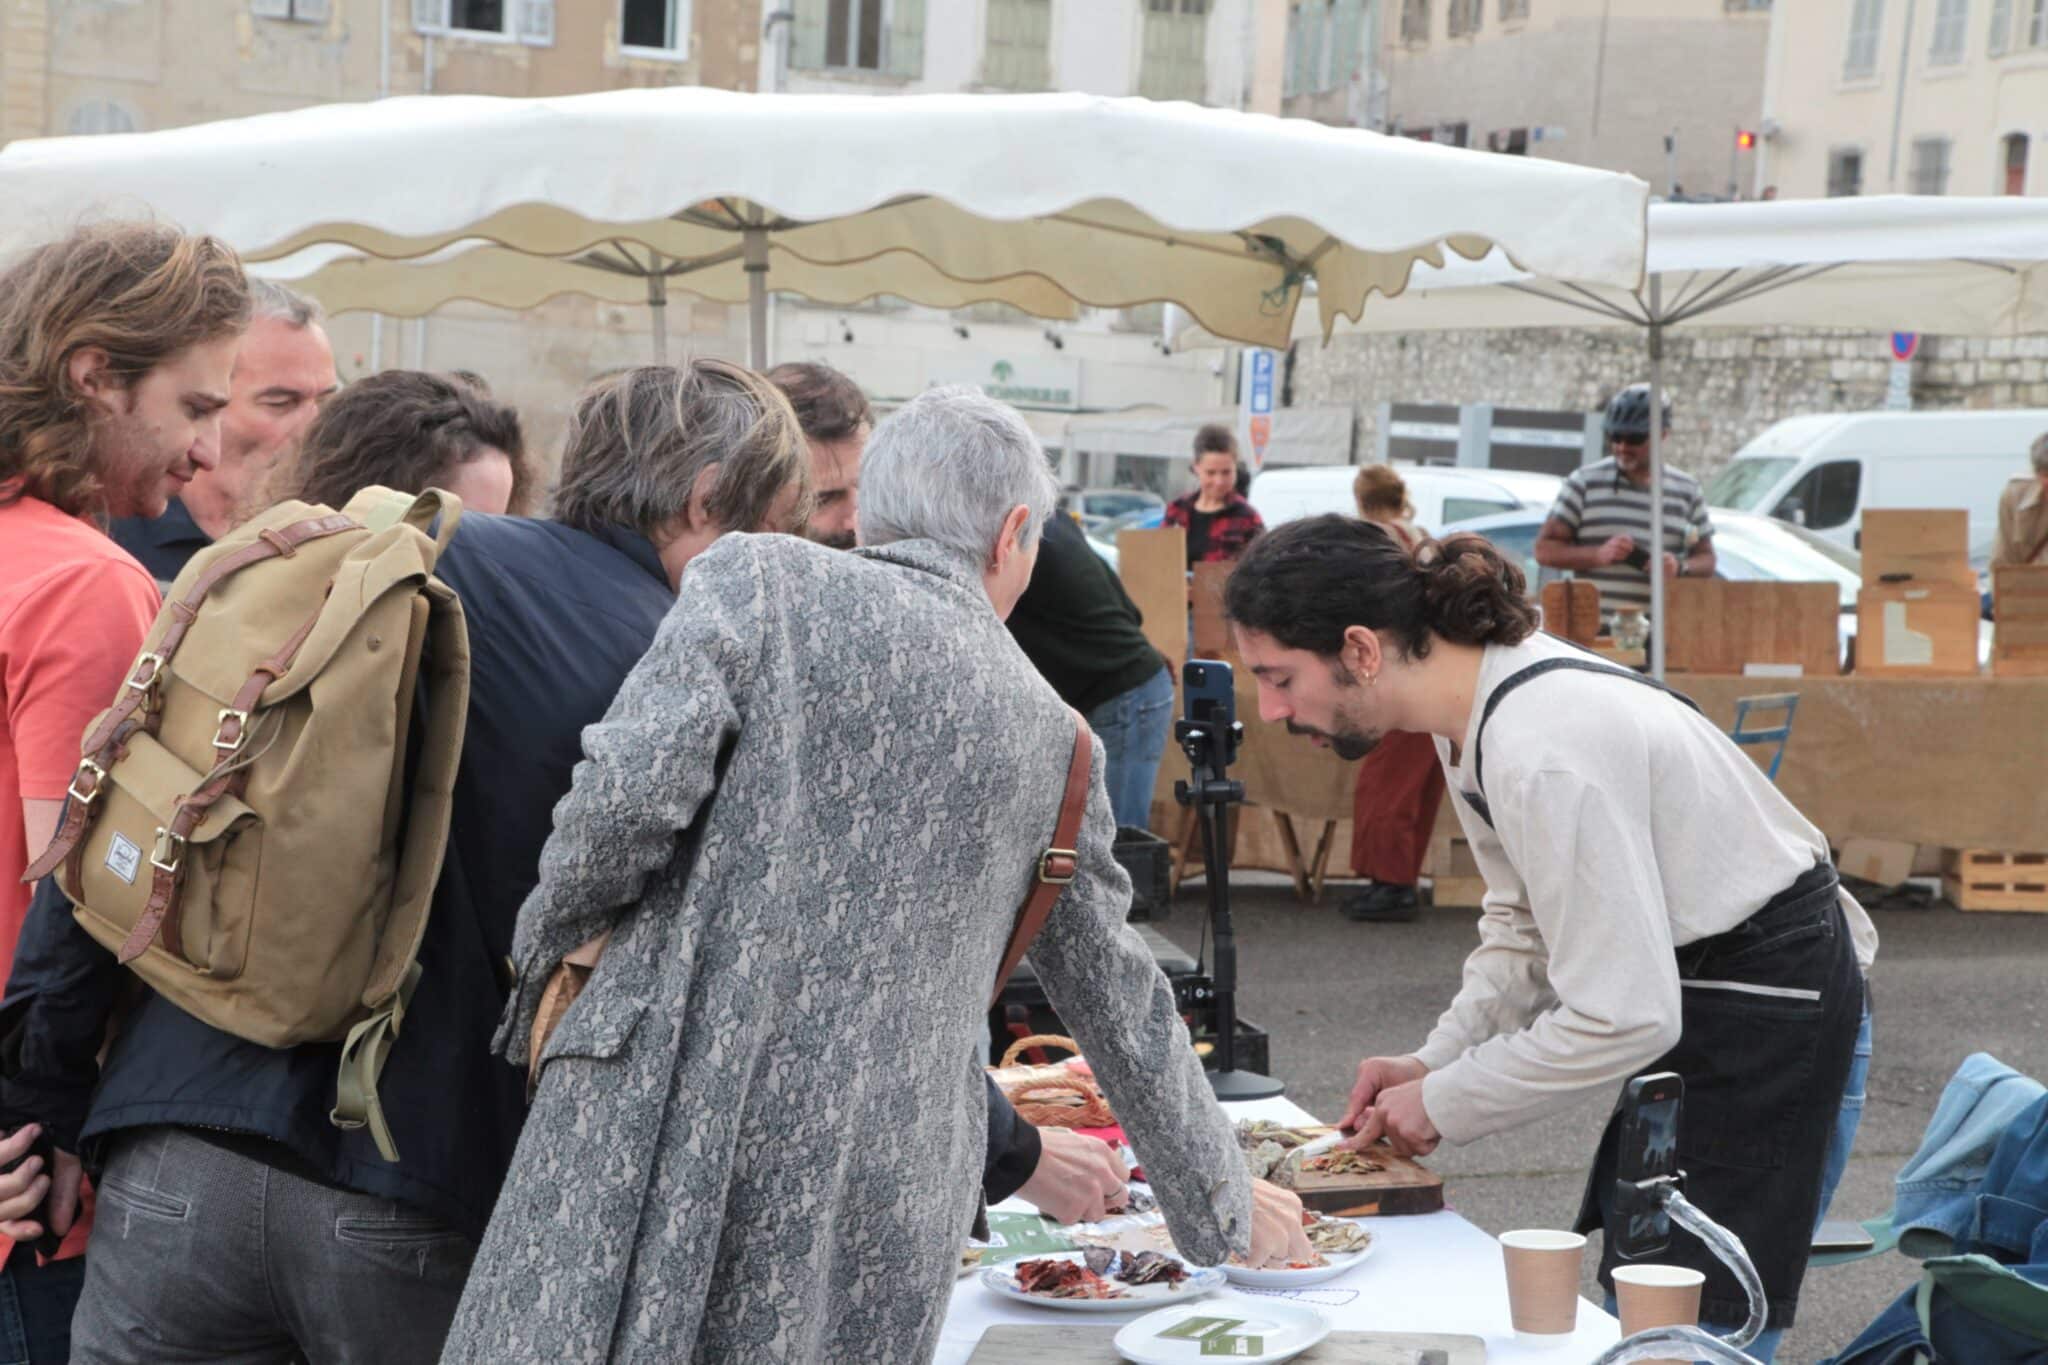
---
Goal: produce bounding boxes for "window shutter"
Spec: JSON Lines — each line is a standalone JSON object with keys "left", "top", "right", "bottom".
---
{"left": 1333, "top": 0, "right": 1364, "bottom": 84}
{"left": 519, "top": 0, "right": 555, "bottom": 44}
{"left": 251, "top": 0, "right": 292, "bottom": 17}
{"left": 295, "top": 0, "right": 332, "bottom": 20}
{"left": 1989, "top": 0, "right": 2013, "bottom": 51}
{"left": 887, "top": 0, "right": 927, "bottom": 78}
{"left": 412, "top": 0, "right": 449, "bottom": 33}
{"left": 790, "top": 0, "right": 828, "bottom": 68}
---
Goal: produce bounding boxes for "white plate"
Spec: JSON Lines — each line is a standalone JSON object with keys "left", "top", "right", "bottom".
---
{"left": 979, "top": 1250, "right": 1224, "bottom": 1314}
{"left": 1220, "top": 1224, "right": 1376, "bottom": 1289}
{"left": 1113, "top": 1298, "right": 1331, "bottom": 1363}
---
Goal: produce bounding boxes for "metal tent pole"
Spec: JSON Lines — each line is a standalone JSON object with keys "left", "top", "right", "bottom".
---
{"left": 647, "top": 270, "right": 669, "bottom": 365}
{"left": 1648, "top": 274, "right": 1667, "bottom": 681}
{"left": 744, "top": 226, "right": 770, "bottom": 370}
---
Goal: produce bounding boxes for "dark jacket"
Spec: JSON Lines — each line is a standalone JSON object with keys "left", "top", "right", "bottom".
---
{"left": 1007, "top": 513, "right": 1167, "bottom": 715}
{"left": 0, "top": 514, "right": 1042, "bottom": 1236}
{"left": 106, "top": 496, "right": 210, "bottom": 587}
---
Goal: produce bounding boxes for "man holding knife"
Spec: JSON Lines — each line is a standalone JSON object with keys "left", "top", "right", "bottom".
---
{"left": 1221, "top": 514, "right": 1874, "bottom": 1361}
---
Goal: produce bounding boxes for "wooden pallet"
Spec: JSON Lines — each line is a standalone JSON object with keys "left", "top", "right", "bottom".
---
{"left": 1944, "top": 849, "right": 2048, "bottom": 913}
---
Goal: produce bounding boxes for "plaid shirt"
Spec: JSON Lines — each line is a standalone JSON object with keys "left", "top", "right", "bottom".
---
{"left": 1164, "top": 493, "right": 1265, "bottom": 565}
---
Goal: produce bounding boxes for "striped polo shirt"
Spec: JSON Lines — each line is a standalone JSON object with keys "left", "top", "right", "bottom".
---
{"left": 1547, "top": 458, "right": 1714, "bottom": 617}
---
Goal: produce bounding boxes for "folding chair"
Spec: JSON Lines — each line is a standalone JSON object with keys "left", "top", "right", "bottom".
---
{"left": 1730, "top": 692, "right": 1800, "bottom": 785}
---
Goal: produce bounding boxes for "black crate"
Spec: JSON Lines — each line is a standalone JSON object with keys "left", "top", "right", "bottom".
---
{"left": 1116, "top": 826, "right": 1173, "bottom": 923}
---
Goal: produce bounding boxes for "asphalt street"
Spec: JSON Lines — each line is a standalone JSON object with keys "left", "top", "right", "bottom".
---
{"left": 1155, "top": 872, "right": 2048, "bottom": 1364}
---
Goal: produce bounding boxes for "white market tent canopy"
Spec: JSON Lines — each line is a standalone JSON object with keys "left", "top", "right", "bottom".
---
{"left": 0, "top": 87, "right": 1648, "bottom": 364}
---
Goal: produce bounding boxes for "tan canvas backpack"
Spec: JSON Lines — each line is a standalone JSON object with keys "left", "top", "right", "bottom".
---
{"left": 23, "top": 487, "right": 469, "bottom": 1162}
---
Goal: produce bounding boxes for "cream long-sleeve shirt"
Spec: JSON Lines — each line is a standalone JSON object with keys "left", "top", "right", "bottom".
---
{"left": 1412, "top": 633, "right": 1878, "bottom": 1147}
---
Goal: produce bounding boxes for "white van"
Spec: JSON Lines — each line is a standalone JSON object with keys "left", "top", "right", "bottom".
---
{"left": 1706, "top": 410, "right": 2048, "bottom": 554}
{"left": 1247, "top": 464, "right": 1563, "bottom": 532}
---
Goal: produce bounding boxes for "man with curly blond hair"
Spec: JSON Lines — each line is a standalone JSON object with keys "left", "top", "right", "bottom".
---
{"left": 0, "top": 220, "right": 249, "bottom": 1362}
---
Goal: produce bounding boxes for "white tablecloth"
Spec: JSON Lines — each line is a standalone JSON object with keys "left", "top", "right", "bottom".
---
{"left": 936, "top": 1097, "right": 1619, "bottom": 1364}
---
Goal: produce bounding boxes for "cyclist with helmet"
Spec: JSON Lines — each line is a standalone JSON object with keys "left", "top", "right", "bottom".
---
{"left": 1536, "top": 383, "right": 1716, "bottom": 627}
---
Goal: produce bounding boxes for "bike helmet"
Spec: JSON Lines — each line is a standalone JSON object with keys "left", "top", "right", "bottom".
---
{"left": 1603, "top": 383, "right": 1673, "bottom": 443}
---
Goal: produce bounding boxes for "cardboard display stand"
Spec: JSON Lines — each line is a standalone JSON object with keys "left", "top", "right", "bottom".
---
{"left": 1541, "top": 580, "right": 1602, "bottom": 646}
{"left": 1993, "top": 565, "right": 2048, "bottom": 678}
{"left": 1856, "top": 582, "right": 1981, "bottom": 677}
{"left": 1664, "top": 579, "right": 1841, "bottom": 676}
{"left": 1859, "top": 510, "right": 1979, "bottom": 590}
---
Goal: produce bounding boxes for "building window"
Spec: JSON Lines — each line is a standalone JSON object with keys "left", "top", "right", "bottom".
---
{"left": 2004, "top": 132, "right": 2031, "bottom": 193}
{"left": 1447, "top": 0, "right": 1482, "bottom": 37}
{"left": 1909, "top": 136, "right": 1953, "bottom": 194}
{"left": 622, "top": 0, "right": 689, "bottom": 53}
{"left": 1487, "top": 126, "right": 1528, "bottom": 154}
{"left": 66, "top": 100, "right": 138, "bottom": 136}
{"left": 1501, "top": 0, "right": 1529, "bottom": 19}
{"left": 1827, "top": 146, "right": 1864, "bottom": 195}
{"left": 1843, "top": 0, "right": 1885, "bottom": 76}
{"left": 984, "top": 0, "right": 1050, "bottom": 88}
{"left": 1989, "top": 0, "right": 2012, "bottom": 52}
{"left": 413, "top": 0, "right": 553, "bottom": 42}
{"left": 251, "top": 0, "right": 332, "bottom": 20}
{"left": 1401, "top": 0, "right": 1431, "bottom": 43}
{"left": 1929, "top": 0, "right": 1969, "bottom": 60}
{"left": 2031, "top": 0, "right": 2048, "bottom": 44}
{"left": 1139, "top": 0, "right": 1211, "bottom": 103}
{"left": 1723, "top": 0, "right": 1771, "bottom": 9}
{"left": 791, "top": 0, "right": 925, "bottom": 77}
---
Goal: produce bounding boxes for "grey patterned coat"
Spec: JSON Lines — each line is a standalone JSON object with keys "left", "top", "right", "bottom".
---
{"left": 441, "top": 534, "right": 1251, "bottom": 1364}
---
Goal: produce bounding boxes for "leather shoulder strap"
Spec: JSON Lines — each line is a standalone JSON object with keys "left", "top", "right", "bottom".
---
{"left": 990, "top": 711, "right": 1093, "bottom": 1007}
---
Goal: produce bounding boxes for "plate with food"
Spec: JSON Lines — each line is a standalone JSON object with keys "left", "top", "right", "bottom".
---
{"left": 1221, "top": 1211, "right": 1375, "bottom": 1289}
{"left": 979, "top": 1249, "right": 1222, "bottom": 1313}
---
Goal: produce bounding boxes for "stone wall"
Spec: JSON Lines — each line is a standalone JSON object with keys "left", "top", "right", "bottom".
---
{"left": 1289, "top": 328, "right": 2048, "bottom": 483}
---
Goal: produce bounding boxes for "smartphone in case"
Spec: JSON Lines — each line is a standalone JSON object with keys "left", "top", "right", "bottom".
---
{"left": 1613, "top": 1071, "right": 1683, "bottom": 1260}
{"left": 1182, "top": 659, "right": 1235, "bottom": 731}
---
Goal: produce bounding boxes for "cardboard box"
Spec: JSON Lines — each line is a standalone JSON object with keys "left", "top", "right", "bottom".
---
{"left": 1993, "top": 565, "right": 2048, "bottom": 678}
{"left": 1854, "top": 581, "right": 1980, "bottom": 676}
{"left": 1541, "top": 580, "right": 1601, "bottom": 645}
{"left": 1859, "top": 509, "right": 1975, "bottom": 590}
{"left": 1838, "top": 837, "right": 1917, "bottom": 888}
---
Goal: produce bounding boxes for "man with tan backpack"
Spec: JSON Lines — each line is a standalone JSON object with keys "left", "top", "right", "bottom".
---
{"left": 3, "top": 360, "right": 812, "bottom": 1363}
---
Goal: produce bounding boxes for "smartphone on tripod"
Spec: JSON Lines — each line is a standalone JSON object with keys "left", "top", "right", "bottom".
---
{"left": 1181, "top": 660, "right": 1238, "bottom": 766}
{"left": 1613, "top": 1071, "right": 1684, "bottom": 1260}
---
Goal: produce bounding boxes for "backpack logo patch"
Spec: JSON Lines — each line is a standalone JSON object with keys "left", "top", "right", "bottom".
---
{"left": 105, "top": 832, "right": 142, "bottom": 886}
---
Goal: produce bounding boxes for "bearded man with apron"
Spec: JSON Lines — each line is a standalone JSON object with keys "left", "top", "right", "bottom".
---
{"left": 1222, "top": 514, "right": 1876, "bottom": 1361}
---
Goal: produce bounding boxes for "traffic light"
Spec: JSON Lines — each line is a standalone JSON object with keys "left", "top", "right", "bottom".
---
{"left": 1736, "top": 129, "right": 1758, "bottom": 151}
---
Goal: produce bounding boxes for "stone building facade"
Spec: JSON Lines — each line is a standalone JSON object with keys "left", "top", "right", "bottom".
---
{"left": 1290, "top": 327, "right": 2048, "bottom": 483}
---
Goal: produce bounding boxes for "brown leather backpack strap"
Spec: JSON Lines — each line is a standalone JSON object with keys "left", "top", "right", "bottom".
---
{"left": 990, "top": 711, "right": 1094, "bottom": 1007}
{"left": 115, "top": 601, "right": 330, "bottom": 964}
{"left": 22, "top": 514, "right": 358, "bottom": 887}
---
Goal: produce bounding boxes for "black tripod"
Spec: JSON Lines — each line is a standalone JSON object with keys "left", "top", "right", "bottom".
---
{"left": 1174, "top": 710, "right": 1284, "bottom": 1101}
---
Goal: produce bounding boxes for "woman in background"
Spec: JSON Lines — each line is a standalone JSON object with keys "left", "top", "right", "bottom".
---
{"left": 1340, "top": 465, "right": 1443, "bottom": 924}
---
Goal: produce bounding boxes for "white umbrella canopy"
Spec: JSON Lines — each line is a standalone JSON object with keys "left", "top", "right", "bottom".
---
{"left": 0, "top": 87, "right": 1648, "bottom": 363}
{"left": 1288, "top": 196, "right": 2048, "bottom": 338}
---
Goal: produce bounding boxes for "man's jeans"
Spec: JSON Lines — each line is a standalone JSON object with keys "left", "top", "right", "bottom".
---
{"left": 71, "top": 1127, "right": 474, "bottom": 1365}
{"left": 1086, "top": 665, "right": 1175, "bottom": 830}
{"left": 1605, "top": 998, "right": 1873, "bottom": 1363}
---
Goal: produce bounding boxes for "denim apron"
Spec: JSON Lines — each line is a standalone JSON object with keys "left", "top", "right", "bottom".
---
{"left": 1463, "top": 658, "right": 1865, "bottom": 1333}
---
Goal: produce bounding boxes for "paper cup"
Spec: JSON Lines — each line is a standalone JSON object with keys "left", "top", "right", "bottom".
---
{"left": 1499, "top": 1229, "right": 1586, "bottom": 1345}
{"left": 1613, "top": 1264, "right": 1706, "bottom": 1365}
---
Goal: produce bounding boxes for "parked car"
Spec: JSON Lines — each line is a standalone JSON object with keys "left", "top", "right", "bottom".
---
{"left": 1705, "top": 409, "right": 2048, "bottom": 554}
{"left": 1058, "top": 486, "right": 1164, "bottom": 531}
{"left": 1247, "top": 463, "right": 1563, "bottom": 532}
{"left": 1445, "top": 505, "right": 1991, "bottom": 668}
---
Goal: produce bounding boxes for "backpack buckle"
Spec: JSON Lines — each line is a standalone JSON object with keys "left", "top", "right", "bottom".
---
{"left": 124, "top": 652, "right": 165, "bottom": 695}
{"left": 1038, "top": 848, "right": 1079, "bottom": 886}
{"left": 66, "top": 760, "right": 106, "bottom": 806}
{"left": 150, "top": 827, "right": 185, "bottom": 877}
{"left": 212, "top": 708, "right": 250, "bottom": 753}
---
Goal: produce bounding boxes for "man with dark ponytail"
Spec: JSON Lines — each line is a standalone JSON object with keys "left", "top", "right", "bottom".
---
{"left": 1224, "top": 514, "right": 1876, "bottom": 1362}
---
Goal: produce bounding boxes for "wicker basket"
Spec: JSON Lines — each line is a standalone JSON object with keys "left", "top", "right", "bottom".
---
{"left": 991, "top": 1035, "right": 1116, "bottom": 1128}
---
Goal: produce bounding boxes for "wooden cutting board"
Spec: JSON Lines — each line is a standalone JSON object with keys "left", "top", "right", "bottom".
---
{"left": 966, "top": 1324, "right": 1484, "bottom": 1363}
{"left": 1289, "top": 1148, "right": 1444, "bottom": 1217}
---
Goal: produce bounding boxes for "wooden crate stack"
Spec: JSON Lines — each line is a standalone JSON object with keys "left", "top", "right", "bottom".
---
{"left": 1943, "top": 849, "right": 2048, "bottom": 914}
{"left": 1854, "top": 511, "right": 1981, "bottom": 677}
{"left": 1993, "top": 565, "right": 2048, "bottom": 677}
